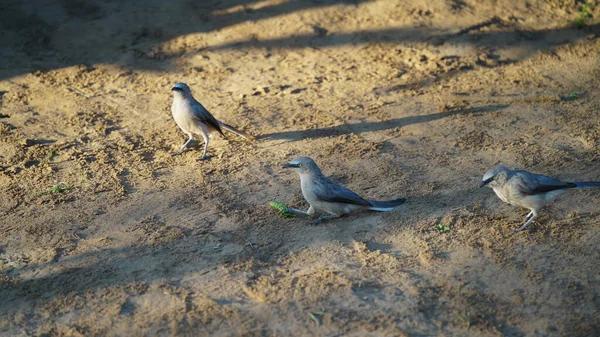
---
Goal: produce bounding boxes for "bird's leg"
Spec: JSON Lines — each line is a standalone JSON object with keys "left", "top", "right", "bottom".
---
{"left": 285, "top": 207, "right": 311, "bottom": 217}
{"left": 514, "top": 214, "right": 537, "bottom": 232}
{"left": 284, "top": 205, "right": 315, "bottom": 218}
{"left": 309, "top": 215, "right": 339, "bottom": 225}
{"left": 174, "top": 134, "right": 193, "bottom": 155}
{"left": 200, "top": 131, "right": 210, "bottom": 160}
{"left": 522, "top": 211, "right": 534, "bottom": 223}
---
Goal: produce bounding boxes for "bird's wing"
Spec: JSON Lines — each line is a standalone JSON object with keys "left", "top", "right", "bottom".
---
{"left": 314, "top": 178, "right": 372, "bottom": 206}
{"left": 190, "top": 101, "right": 224, "bottom": 136}
{"left": 514, "top": 170, "right": 575, "bottom": 195}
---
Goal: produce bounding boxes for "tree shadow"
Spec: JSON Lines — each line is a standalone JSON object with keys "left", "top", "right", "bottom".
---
{"left": 209, "top": 18, "right": 600, "bottom": 54}
{"left": 0, "top": 0, "right": 370, "bottom": 80}
{"left": 0, "top": 230, "right": 252, "bottom": 314}
{"left": 1, "top": 0, "right": 598, "bottom": 88}
{"left": 258, "top": 104, "right": 508, "bottom": 141}
{"left": 208, "top": 20, "right": 600, "bottom": 90}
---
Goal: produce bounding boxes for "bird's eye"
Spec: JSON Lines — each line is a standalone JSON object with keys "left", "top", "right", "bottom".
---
{"left": 297, "top": 163, "right": 302, "bottom": 167}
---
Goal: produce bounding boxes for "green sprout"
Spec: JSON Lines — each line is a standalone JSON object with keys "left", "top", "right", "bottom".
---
{"left": 435, "top": 223, "right": 451, "bottom": 231}
{"left": 48, "top": 149, "right": 58, "bottom": 160}
{"left": 561, "top": 92, "right": 579, "bottom": 101}
{"left": 41, "top": 183, "right": 72, "bottom": 195}
{"left": 574, "top": 2, "right": 593, "bottom": 28}
{"left": 269, "top": 201, "right": 296, "bottom": 217}
{"left": 307, "top": 311, "right": 325, "bottom": 326}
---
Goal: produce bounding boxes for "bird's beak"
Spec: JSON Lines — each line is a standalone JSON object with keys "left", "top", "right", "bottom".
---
{"left": 171, "top": 87, "right": 182, "bottom": 91}
{"left": 480, "top": 177, "right": 494, "bottom": 188}
{"left": 282, "top": 163, "right": 299, "bottom": 169}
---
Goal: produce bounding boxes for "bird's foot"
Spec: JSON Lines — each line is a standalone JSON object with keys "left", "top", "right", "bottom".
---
{"left": 308, "top": 215, "right": 338, "bottom": 225}
{"left": 513, "top": 215, "right": 536, "bottom": 233}
{"left": 172, "top": 148, "right": 188, "bottom": 156}
{"left": 512, "top": 227, "right": 532, "bottom": 233}
{"left": 308, "top": 218, "right": 322, "bottom": 225}
{"left": 199, "top": 155, "right": 212, "bottom": 161}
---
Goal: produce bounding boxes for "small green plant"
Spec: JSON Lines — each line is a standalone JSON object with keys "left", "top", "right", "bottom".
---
{"left": 433, "top": 217, "right": 451, "bottom": 231}
{"left": 435, "top": 224, "right": 451, "bottom": 231}
{"left": 41, "top": 183, "right": 72, "bottom": 195}
{"left": 48, "top": 149, "right": 58, "bottom": 160}
{"left": 561, "top": 92, "right": 579, "bottom": 101}
{"left": 574, "top": 2, "right": 593, "bottom": 28}
{"left": 269, "top": 201, "right": 296, "bottom": 217}
{"left": 307, "top": 311, "right": 325, "bottom": 326}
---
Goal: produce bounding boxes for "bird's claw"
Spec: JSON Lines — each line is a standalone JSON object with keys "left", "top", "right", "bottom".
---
{"left": 308, "top": 218, "right": 322, "bottom": 225}
{"left": 173, "top": 147, "right": 188, "bottom": 156}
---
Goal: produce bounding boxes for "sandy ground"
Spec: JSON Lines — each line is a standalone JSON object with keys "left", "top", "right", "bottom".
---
{"left": 1, "top": 0, "right": 600, "bottom": 336}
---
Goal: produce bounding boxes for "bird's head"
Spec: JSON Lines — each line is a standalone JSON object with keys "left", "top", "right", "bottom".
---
{"left": 171, "top": 82, "right": 192, "bottom": 96}
{"left": 282, "top": 156, "right": 320, "bottom": 175}
{"left": 480, "top": 165, "right": 509, "bottom": 188}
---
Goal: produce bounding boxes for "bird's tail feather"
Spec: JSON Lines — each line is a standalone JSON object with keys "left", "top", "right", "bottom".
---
{"left": 218, "top": 121, "right": 255, "bottom": 140}
{"left": 573, "top": 181, "right": 600, "bottom": 189}
{"left": 368, "top": 197, "right": 406, "bottom": 212}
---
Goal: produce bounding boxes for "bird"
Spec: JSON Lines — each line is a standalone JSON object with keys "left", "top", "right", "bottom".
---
{"left": 282, "top": 156, "right": 406, "bottom": 224}
{"left": 170, "top": 82, "right": 254, "bottom": 160}
{"left": 480, "top": 165, "right": 600, "bottom": 232}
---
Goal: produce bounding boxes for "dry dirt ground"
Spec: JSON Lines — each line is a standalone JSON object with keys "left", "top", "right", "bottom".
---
{"left": 1, "top": 0, "right": 600, "bottom": 336}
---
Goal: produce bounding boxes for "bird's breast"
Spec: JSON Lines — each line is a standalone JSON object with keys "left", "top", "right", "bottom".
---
{"left": 299, "top": 175, "right": 319, "bottom": 203}
{"left": 171, "top": 99, "right": 189, "bottom": 118}
{"left": 171, "top": 99, "right": 206, "bottom": 135}
{"left": 492, "top": 186, "right": 511, "bottom": 204}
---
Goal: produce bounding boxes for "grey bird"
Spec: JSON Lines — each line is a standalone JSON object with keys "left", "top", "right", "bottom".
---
{"left": 282, "top": 157, "right": 406, "bottom": 224}
{"left": 480, "top": 165, "right": 600, "bottom": 232}
{"left": 171, "top": 82, "right": 254, "bottom": 159}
